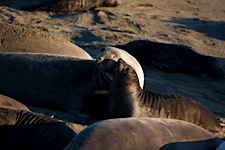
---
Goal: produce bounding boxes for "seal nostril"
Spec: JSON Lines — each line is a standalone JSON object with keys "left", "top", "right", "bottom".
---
{"left": 96, "top": 57, "right": 103, "bottom": 64}
{"left": 98, "top": 57, "right": 103, "bottom": 61}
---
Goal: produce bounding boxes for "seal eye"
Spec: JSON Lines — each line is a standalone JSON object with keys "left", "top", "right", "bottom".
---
{"left": 124, "top": 67, "right": 130, "bottom": 73}
{"left": 101, "top": 48, "right": 106, "bottom": 52}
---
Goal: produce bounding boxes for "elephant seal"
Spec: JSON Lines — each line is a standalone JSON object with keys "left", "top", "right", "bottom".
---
{"left": 116, "top": 40, "right": 224, "bottom": 78}
{"left": 107, "top": 58, "right": 222, "bottom": 132}
{"left": 0, "top": 108, "right": 76, "bottom": 150}
{"left": 0, "top": 22, "right": 92, "bottom": 59}
{"left": 96, "top": 46, "right": 144, "bottom": 88}
{"left": 216, "top": 142, "right": 225, "bottom": 150}
{"left": 64, "top": 117, "right": 223, "bottom": 150}
{"left": 0, "top": 52, "right": 111, "bottom": 117}
{"left": 0, "top": 94, "right": 30, "bottom": 111}
{"left": 1, "top": 0, "right": 122, "bottom": 12}
{"left": 217, "top": 142, "right": 225, "bottom": 150}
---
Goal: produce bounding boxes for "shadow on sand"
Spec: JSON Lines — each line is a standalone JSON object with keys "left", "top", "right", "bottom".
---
{"left": 164, "top": 18, "right": 225, "bottom": 41}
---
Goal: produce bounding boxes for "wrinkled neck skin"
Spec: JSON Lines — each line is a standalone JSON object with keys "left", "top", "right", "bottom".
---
{"left": 108, "top": 74, "right": 141, "bottom": 118}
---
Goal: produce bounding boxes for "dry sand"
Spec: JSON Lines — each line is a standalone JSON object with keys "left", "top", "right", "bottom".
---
{"left": 0, "top": 0, "right": 225, "bottom": 130}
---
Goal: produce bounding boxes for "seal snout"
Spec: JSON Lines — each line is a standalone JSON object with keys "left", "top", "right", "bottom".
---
{"left": 116, "top": 58, "right": 135, "bottom": 75}
{"left": 96, "top": 57, "right": 104, "bottom": 65}
{"left": 115, "top": 58, "right": 126, "bottom": 73}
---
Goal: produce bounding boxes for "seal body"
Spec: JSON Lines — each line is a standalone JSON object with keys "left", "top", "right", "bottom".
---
{"left": 65, "top": 117, "right": 223, "bottom": 150}
{"left": 0, "top": 53, "right": 109, "bottom": 115}
{"left": 116, "top": 40, "right": 224, "bottom": 77}
{"left": 108, "top": 58, "right": 222, "bottom": 132}
{"left": 13, "top": 0, "right": 122, "bottom": 12}
{"left": 0, "top": 94, "right": 30, "bottom": 111}
{"left": 96, "top": 46, "right": 144, "bottom": 88}
{"left": 0, "top": 22, "right": 92, "bottom": 59}
{"left": 0, "top": 108, "right": 76, "bottom": 150}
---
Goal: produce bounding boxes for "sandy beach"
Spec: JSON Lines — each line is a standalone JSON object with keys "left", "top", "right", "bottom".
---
{"left": 0, "top": 0, "right": 225, "bottom": 134}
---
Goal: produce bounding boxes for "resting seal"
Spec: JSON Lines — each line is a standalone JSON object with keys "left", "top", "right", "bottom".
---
{"left": 0, "top": 22, "right": 92, "bottom": 59}
{"left": 0, "top": 52, "right": 111, "bottom": 117}
{"left": 96, "top": 46, "right": 144, "bottom": 88}
{"left": 0, "top": 108, "right": 76, "bottom": 150}
{"left": 116, "top": 40, "right": 224, "bottom": 78}
{"left": 0, "top": 94, "right": 30, "bottom": 111}
{"left": 2, "top": 0, "right": 122, "bottom": 12}
{"left": 107, "top": 58, "right": 222, "bottom": 132}
{"left": 65, "top": 117, "right": 223, "bottom": 150}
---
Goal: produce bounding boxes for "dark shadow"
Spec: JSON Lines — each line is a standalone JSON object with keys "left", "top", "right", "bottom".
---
{"left": 164, "top": 18, "right": 225, "bottom": 41}
{"left": 50, "top": 13, "right": 79, "bottom": 19}
{"left": 160, "top": 138, "right": 223, "bottom": 150}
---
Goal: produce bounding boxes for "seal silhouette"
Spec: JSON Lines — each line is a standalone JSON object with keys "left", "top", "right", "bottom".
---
{"left": 116, "top": 40, "right": 224, "bottom": 78}
{"left": 65, "top": 117, "right": 223, "bottom": 150}
{"left": 0, "top": 94, "right": 30, "bottom": 111}
{"left": 7, "top": 0, "right": 122, "bottom": 12}
{"left": 0, "top": 52, "right": 111, "bottom": 116}
{"left": 0, "top": 22, "right": 92, "bottom": 59}
{"left": 96, "top": 46, "right": 144, "bottom": 88}
{"left": 107, "top": 58, "right": 222, "bottom": 132}
{"left": 0, "top": 108, "right": 76, "bottom": 150}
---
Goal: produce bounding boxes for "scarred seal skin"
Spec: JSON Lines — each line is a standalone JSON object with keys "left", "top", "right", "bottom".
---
{"left": 64, "top": 117, "right": 223, "bottom": 150}
{"left": 0, "top": 108, "right": 76, "bottom": 150}
{"left": 107, "top": 58, "right": 222, "bottom": 132}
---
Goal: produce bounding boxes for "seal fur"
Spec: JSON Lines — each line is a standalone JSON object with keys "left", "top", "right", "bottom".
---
{"left": 0, "top": 108, "right": 76, "bottom": 150}
{"left": 116, "top": 40, "right": 224, "bottom": 78}
{"left": 108, "top": 58, "right": 222, "bottom": 132}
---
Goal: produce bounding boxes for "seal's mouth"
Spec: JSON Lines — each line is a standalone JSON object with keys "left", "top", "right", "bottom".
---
{"left": 96, "top": 59, "right": 117, "bottom": 74}
{"left": 96, "top": 58, "right": 117, "bottom": 82}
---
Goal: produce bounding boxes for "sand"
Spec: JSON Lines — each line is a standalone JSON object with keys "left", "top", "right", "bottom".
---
{"left": 0, "top": 0, "right": 225, "bottom": 132}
